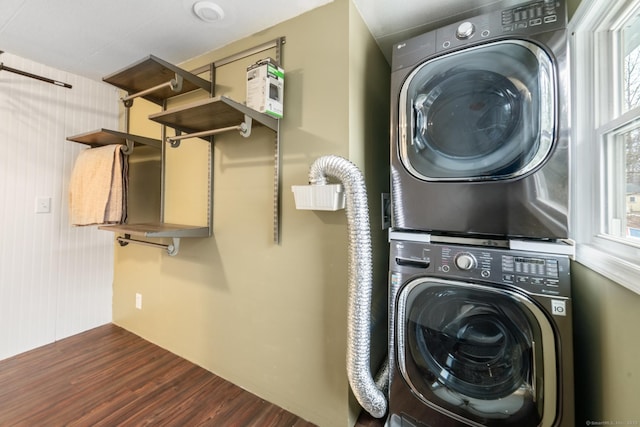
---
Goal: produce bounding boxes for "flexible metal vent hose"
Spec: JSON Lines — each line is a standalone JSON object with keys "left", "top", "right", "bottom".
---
{"left": 308, "top": 155, "right": 388, "bottom": 418}
{"left": 390, "top": 167, "right": 406, "bottom": 228}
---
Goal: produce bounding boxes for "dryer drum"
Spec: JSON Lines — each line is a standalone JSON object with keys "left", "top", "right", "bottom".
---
{"left": 406, "top": 287, "right": 534, "bottom": 401}
{"left": 414, "top": 70, "right": 524, "bottom": 170}
{"left": 400, "top": 41, "right": 554, "bottom": 181}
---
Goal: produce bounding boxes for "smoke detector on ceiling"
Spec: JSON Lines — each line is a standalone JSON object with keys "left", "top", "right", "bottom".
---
{"left": 193, "top": 1, "right": 225, "bottom": 22}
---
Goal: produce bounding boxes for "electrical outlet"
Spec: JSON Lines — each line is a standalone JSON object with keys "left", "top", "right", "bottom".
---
{"left": 35, "top": 197, "right": 51, "bottom": 214}
{"left": 135, "top": 293, "right": 142, "bottom": 310}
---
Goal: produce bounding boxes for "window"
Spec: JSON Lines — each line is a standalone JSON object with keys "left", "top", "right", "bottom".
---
{"left": 603, "top": 117, "right": 640, "bottom": 239}
{"left": 572, "top": 0, "right": 640, "bottom": 294}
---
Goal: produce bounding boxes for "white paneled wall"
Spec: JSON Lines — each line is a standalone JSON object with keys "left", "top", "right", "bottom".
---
{"left": 0, "top": 53, "right": 119, "bottom": 360}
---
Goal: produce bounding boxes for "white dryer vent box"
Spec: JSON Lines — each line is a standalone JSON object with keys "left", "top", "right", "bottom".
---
{"left": 246, "top": 58, "right": 284, "bottom": 119}
{"left": 292, "top": 184, "right": 345, "bottom": 211}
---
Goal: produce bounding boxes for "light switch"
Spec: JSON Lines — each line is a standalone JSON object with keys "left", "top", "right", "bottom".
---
{"left": 35, "top": 197, "right": 51, "bottom": 214}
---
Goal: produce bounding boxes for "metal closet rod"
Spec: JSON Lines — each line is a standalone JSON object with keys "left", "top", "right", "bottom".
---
{"left": 117, "top": 235, "right": 180, "bottom": 256}
{"left": 0, "top": 56, "right": 72, "bottom": 89}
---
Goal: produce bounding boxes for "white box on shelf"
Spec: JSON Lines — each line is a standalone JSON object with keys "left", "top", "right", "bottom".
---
{"left": 292, "top": 184, "right": 345, "bottom": 211}
{"left": 246, "top": 58, "right": 284, "bottom": 119}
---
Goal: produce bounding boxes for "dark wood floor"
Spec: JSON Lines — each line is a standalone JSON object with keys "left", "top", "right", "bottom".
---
{"left": 0, "top": 324, "right": 386, "bottom": 427}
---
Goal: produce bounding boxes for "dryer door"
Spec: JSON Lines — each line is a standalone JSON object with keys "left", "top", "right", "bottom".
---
{"left": 398, "top": 40, "right": 555, "bottom": 181}
{"left": 396, "top": 278, "right": 557, "bottom": 427}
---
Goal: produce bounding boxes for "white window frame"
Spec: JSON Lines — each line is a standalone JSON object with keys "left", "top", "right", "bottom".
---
{"left": 571, "top": 0, "right": 640, "bottom": 295}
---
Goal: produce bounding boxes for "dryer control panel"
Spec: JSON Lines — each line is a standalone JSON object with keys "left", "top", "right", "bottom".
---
{"left": 392, "top": 0, "right": 566, "bottom": 71}
{"left": 501, "top": 1, "right": 563, "bottom": 32}
{"left": 434, "top": 0, "right": 566, "bottom": 53}
{"left": 390, "top": 240, "right": 571, "bottom": 297}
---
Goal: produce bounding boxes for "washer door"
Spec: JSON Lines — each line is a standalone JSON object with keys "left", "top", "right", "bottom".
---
{"left": 398, "top": 40, "right": 555, "bottom": 181}
{"left": 396, "top": 278, "right": 557, "bottom": 427}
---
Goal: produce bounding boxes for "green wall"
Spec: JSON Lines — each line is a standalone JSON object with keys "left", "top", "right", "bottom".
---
{"left": 112, "top": 2, "right": 640, "bottom": 426}
{"left": 112, "top": 1, "right": 390, "bottom": 426}
{"left": 572, "top": 262, "right": 640, "bottom": 425}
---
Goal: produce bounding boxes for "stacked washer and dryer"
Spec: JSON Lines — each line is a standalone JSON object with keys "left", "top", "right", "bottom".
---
{"left": 386, "top": 1, "right": 574, "bottom": 426}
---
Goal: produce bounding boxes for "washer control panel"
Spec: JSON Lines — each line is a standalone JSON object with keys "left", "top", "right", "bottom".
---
{"left": 391, "top": 240, "right": 571, "bottom": 297}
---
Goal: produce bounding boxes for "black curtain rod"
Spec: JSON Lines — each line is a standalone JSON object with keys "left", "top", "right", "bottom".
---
{"left": 0, "top": 62, "right": 72, "bottom": 89}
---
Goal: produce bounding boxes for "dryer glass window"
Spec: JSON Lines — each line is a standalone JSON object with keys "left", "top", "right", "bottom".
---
{"left": 397, "top": 280, "right": 554, "bottom": 426}
{"left": 399, "top": 41, "right": 555, "bottom": 181}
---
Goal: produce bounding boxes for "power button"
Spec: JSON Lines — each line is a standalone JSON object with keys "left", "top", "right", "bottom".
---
{"left": 454, "top": 253, "right": 476, "bottom": 270}
{"left": 456, "top": 21, "right": 475, "bottom": 39}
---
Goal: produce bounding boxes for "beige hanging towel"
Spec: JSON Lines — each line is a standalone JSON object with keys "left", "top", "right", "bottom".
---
{"left": 69, "top": 144, "right": 128, "bottom": 226}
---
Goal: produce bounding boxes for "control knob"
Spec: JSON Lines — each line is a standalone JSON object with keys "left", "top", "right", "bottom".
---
{"left": 455, "top": 253, "right": 476, "bottom": 270}
{"left": 456, "top": 21, "right": 475, "bottom": 39}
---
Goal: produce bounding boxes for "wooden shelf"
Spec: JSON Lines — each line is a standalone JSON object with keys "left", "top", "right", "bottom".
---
{"left": 148, "top": 95, "right": 278, "bottom": 136}
{"left": 103, "top": 55, "right": 211, "bottom": 105}
{"left": 98, "top": 222, "right": 210, "bottom": 238}
{"left": 67, "top": 37, "right": 285, "bottom": 251}
{"left": 66, "top": 129, "right": 162, "bottom": 149}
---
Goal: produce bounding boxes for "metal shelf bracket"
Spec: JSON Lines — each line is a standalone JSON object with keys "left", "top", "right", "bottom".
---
{"left": 240, "top": 115, "right": 252, "bottom": 138}
{"left": 121, "top": 138, "right": 135, "bottom": 155}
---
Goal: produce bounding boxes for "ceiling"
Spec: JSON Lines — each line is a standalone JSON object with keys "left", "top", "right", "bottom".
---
{"left": 1, "top": 0, "right": 505, "bottom": 81}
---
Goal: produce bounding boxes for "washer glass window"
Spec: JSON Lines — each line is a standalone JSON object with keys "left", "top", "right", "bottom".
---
{"left": 399, "top": 41, "right": 555, "bottom": 181}
{"left": 397, "top": 280, "right": 554, "bottom": 426}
